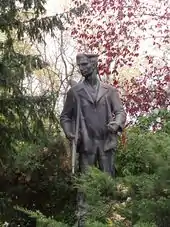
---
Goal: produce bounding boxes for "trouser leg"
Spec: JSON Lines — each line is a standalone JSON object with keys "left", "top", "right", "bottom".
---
{"left": 79, "top": 152, "right": 96, "bottom": 173}
{"left": 76, "top": 152, "right": 96, "bottom": 227}
{"left": 98, "top": 149, "right": 116, "bottom": 177}
{"left": 76, "top": 149, "right": 115, "bottom": 226}
{"left": 76, "top": 191, "right": 86, "bottom": 227}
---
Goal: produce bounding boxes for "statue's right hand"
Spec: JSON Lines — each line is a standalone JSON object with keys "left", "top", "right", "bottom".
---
{"left": 66, "top": 132, "right": 75, "bottom": 141}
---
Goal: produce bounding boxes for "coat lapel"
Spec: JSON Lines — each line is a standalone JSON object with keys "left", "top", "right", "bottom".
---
{"left": 96, "top": 83, "right": 108, "bottom": 103}
{"left": 76, "top": 82, "right": 94, "bottom": 104}
{"left": 76, "top": 81, "right": 108, "bottom": 104}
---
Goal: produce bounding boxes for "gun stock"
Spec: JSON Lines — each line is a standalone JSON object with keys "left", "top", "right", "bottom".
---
{"left": 69, "top": 79, "right": 80, "bottom": 174}
{"left": 71, "top": 139, "right": 76, "bottom": 174}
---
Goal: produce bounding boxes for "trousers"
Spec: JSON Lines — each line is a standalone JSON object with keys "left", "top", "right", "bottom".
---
{"left": 76, "top": 148, "right": 115, "bottom": 227}
{"left": 79, "top": 148, "right": 115, "bottom": 176}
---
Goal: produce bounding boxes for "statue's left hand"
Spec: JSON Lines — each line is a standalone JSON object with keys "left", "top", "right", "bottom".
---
{"left": 107, "top": 122, "right": 119, "bottom": 134}
{"left": 66, "top": 132, "right": 75, "bottom": 141}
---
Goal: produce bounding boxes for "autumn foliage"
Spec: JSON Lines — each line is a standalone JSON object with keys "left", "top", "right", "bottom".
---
{"left": 70, "top": 0, "right": 170, "bottom": 118}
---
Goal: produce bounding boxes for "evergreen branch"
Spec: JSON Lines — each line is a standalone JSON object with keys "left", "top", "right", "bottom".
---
{"left": 0, "top": 3, "right": 87, "bottom": 37}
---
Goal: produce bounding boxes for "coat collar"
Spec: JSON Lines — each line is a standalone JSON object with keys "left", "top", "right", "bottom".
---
{"left": 76, "top": 81, "right": 108, "bottom": 104}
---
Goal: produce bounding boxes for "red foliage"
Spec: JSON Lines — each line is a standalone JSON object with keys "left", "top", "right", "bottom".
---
{"left": 122, "top": 66, "right": 170, "bottom": 117}
{"left": 70, "top": 0, "right": 170, "bottom": 118}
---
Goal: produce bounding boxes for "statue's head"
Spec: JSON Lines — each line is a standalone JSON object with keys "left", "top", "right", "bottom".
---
{"left": 76, "top": 53, "right": 98, "bottom": 78}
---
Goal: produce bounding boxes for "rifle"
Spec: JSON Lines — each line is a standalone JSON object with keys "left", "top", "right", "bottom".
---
{"left": 71, "top": 139, "right": 76, "bottom": 174}
{"left": 68, "top": 79, "right": 80, "bottom": 174}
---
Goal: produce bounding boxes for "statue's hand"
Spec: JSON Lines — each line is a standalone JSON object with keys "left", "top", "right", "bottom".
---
{"left": 107, "top": 122, "right": 119, "bottom": 134}
{"left": 66, "top": 132, "right": 75, "bottom": 141}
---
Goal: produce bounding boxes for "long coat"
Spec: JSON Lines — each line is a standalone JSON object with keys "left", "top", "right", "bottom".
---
{"left": 60, "top": 81, "right": 126, "bottom": 153}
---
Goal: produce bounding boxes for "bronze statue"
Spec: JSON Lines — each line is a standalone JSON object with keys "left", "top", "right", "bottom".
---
{"left": 60, "top": 53, "right": 126, "bottom": 227}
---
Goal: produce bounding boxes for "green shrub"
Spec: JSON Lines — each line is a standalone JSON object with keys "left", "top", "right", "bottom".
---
{"left": 0, "top": 135, "right": 76, "bottom": 226}
{"left": 133, "top": 222, "right": 156, "bottom": 227}
{"left": 1, "top": 112, "right": 170, "bottom": 226}
{"left": 16, "top": 207, "right": 69, "bottom": 227}
{"left": 117, "top": 129, "right": 170, "bottom": 176}
{"left": 74, "top": 126, "right": 170, "bottom": 226}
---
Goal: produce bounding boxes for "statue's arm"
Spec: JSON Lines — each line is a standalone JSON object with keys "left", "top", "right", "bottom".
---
{"left": 108, "top": 87, "right": 126, "bottom": 133}
{"left": 60, "top": 88, "right": 75, "bottom": 139}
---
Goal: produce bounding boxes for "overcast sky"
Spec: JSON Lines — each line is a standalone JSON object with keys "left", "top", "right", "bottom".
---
{"left": 45, "top": 0, "right": 70, "bottom": 15}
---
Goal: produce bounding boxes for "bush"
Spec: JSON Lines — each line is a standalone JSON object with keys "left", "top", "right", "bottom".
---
{"left": 0, "top": 135, "right": 76, "bottom": 226}
{"left": 0, "top": 112, "right": 170, "bottom": 226}
{"left": 74, "top": 126, "right": 170, "bottom": 226}
{"left": 116, "top": 129, "right": 170, "bottom": 177}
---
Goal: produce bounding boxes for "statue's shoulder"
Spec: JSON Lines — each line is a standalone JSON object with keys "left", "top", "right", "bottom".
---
{"left": 101, "top": 82, "right": 117, "bottom": 92}
{"left": 71, "top": 81, "right": 84, "bottom": 92}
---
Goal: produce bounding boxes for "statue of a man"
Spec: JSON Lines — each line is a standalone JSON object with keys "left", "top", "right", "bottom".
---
{"left": 60, "top": 53, "right": 126, "bottom": 226}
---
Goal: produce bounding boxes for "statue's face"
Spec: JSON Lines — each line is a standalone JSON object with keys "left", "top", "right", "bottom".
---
{"left": 77, "top": 55, "right": 94, "bottom": 78}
